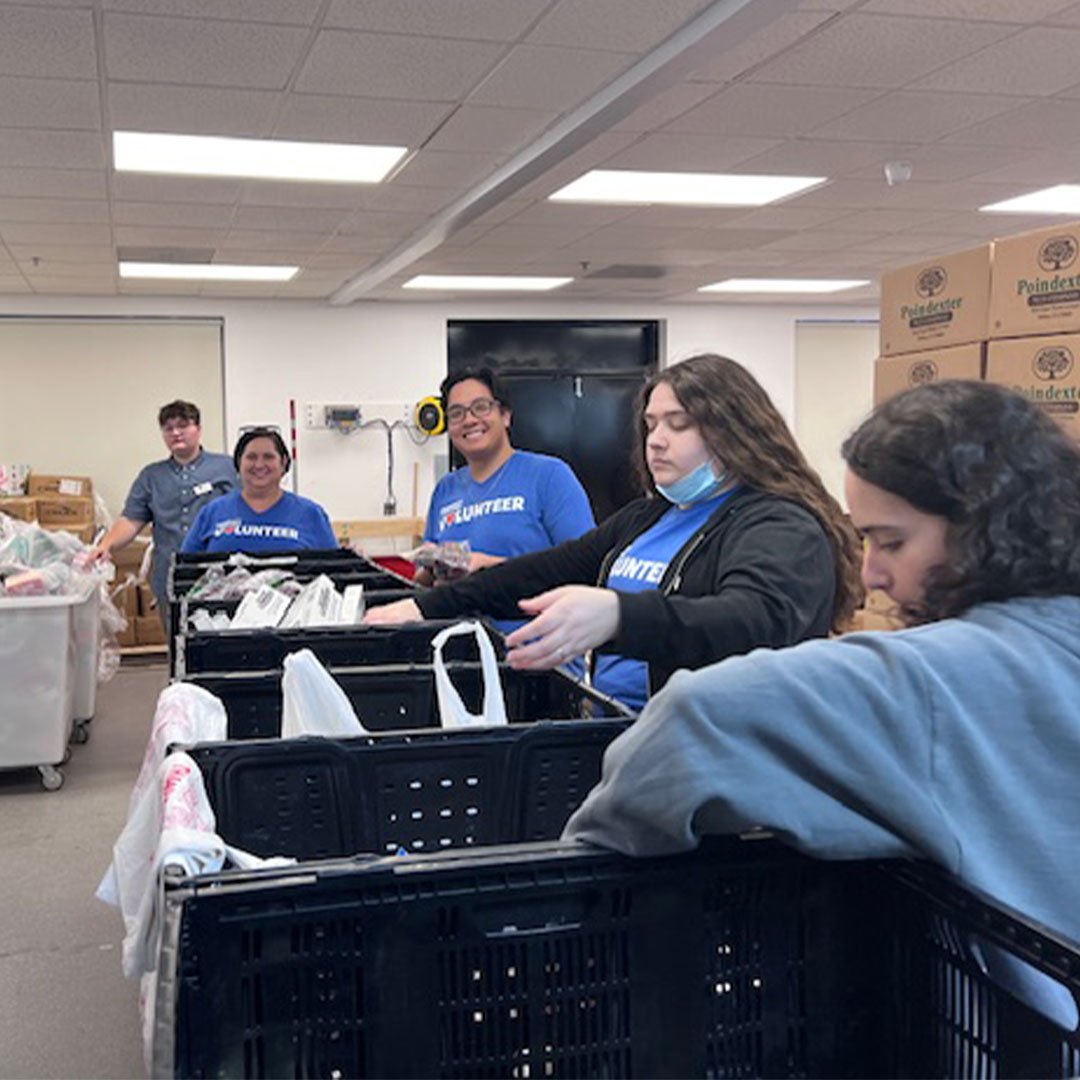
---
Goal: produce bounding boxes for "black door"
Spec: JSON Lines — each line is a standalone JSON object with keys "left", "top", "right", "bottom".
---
{"left": 447, "top": 320, "right": 660, "bottom": 522}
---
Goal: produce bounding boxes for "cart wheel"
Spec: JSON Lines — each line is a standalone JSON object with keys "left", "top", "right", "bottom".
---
{"left": 38, "top": 765, "right": 64, "bottom": 792}
{"left": 70, "top": 722, "right": 89, "bottom": 745}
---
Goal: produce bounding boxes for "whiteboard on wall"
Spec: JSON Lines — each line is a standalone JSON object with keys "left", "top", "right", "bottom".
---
{"left": 794, "top": 321, "right": 878, "bottom": 510}
{"left": 0, "top": 317, "right": 225, "bottom": 517}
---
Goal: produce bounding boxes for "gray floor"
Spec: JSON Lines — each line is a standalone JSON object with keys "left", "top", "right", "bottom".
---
{"left": 0, "top": 662, "right": 167, "bottom": 1080}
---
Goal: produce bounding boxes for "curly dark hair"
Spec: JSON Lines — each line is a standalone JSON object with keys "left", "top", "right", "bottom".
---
{"left": 635, "top": 353, "right": 864, "bottom": 631}
{"left": 842, "top": 379, "right": 1080, "bottom": 622}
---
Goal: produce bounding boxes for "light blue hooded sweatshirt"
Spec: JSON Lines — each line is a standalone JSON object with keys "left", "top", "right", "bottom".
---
{"left": 565, "top": 596, "right": 1080, "bottom": 944}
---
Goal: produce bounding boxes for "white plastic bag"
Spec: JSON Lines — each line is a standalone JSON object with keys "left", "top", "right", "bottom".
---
{"left": 281, "top": 648, "right": 368, "bottom": 738}
{"left": 432, "top": 621, "right": 509, "bottom": 729}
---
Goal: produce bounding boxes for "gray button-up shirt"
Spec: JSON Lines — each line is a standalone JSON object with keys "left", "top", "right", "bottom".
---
{"left": 122, "top": 449, "right": 238, "bottom": 605}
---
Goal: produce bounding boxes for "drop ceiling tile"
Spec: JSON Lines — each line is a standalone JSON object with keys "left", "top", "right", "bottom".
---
{"left": 748, "top": 14, "right": 1012, "bottom": 88}
{"left": 0, "top": 7, "right": 96, "bottom": 79}
{"left": 319, "top": 234, "right": 401, "bottom": 255}
{"left": 21, "top": 259, "right": 114, "bottom": 278}
{"left": 272, "top": 95, "right": 451, "bottom": 145}
{"left": 783, "top": 178, "right": 914, "bottom": 210}
{"left": 104, "top": 0, "right": 323, "bottom": 23}
{"left": 280, "top": 278, "right": 341, "bottom": 297}
{"left": 0, "top": 169, "right": 106, "bottom": 200}
{"left": 337, "top": 209, "right": 427, "bottom": 237}
{"left": 0, "top": 130, "right": 105, "bottom": 169}
{"left": 0, "top": 277, "right": 30, "bottom": 293}
{"left": 942, "top": 98, "right": 1080, "bottom": 148}
{"left": 108, "top": 84, "right": 280, "bottom": 137}
{"left": 104, "top": 13, "right": 310, "bottom": 88}
{"left": 304, "top": 253, "right": 371, "bottom": 269}
{"left": 845, "top": 143, "right": 1028, "bottom": 183}
{"left": 603, "top": 133, "right": 782, "bottom": 171}
{"left": 461, "top": 221, "right": 596, "bottom": 251}
{"left": 916, "top": 27, "right": 1080, "bottom": 95}
{"left": 221, "top": 229, "right": 329, "bottom": 251}
{"left": 613, "top": 206, "right": 754, "bottom": 229}
{"left": 668, "top": 84, "right": 884, "bottom": 138}
{"left": 8, "top": 244, "right": 115, "bottom": 265}
{"left": 845, "top": 233, "right": 976, "bottom": 254}
{"left": 33, "top": 279, "right": 118, "bottom": 295}
{"left": 714, "top": 205, "right": 855, "bottom": 230}
{"left": 233, "top": 181, "right": 370, "bottom": 210}
{"left": 111, "top": 174, "right": 245, "bottom": 204}
{"left": 360, "top": 186, "right": 457, "bottom": 214}
{"left": 324, "top": 0, "right": 543, "bottom": 41}
{"left": 3, "top": 222, "right": 110, "bottom": 247}
{"left": 0, "top": 198, "right": 109, "bottom": 225}
{"left": 860, "top": 0, "right": 1075, "bottom": 21}
{"left": 391, "top": 149, "right": 505, "bottom": 189}
{"left": 468, "top": 45, "right": 634, "bottom": 112}
{"left": 0, "top": 77, "right": 100, "bottom": 131}
{"left": 1046, "top": 2, "right": 1080, "bottom": 25}
{"left": 964, "top": 147, "right": 1080, "bottom": 185}
{"left": 883, "top": 179, "right": 1058, "bottom": 212}
{"left": 811, "top": 91, "right": 1026, "bottom": 142}
{"left": 688, "top": 11, "right": 834, "bottom": 82}
{"left": 824, "top": 208, "right": 962, "bottom": 232}
{"left": 121, "top": 280, "right": 202, "bottom": 295}
{"left": 232, "top": 205, "right": 353, "bottom": 232}
{"left": 528, "top": 0, "right": 714, "bottom": 52}
{"left": 760, "top": 229, "right": 877, "bottom": 252}
{"left": 112, "top": 201, "right": 236, "bottom": 228}
{"left": 295, "top": 30, "right": 503, "bottom": 99}
{"left": 113, "top": 225, "right": 227, "bottom": 246}
{"left": 737, "top": 138, "right": 918, "bottom": 178}
{"left": 426, "top": 105, "right": 554, "bottom": 153}
{"left": 505, "top": 202, "right": 639, "bottom": 228}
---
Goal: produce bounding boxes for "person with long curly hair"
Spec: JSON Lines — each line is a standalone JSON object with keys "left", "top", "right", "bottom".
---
{"left": 366, "top": 353, "right": 863, "bottom": 710}
{"left": 565, "top": 379, "right": 1080, "bottom": 940}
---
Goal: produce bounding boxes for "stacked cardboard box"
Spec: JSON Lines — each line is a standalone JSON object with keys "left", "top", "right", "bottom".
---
{"left": 109, "top": 537, "right": 164, "bottom": 648}
{"left": 878, "top": 223, "right": 1080, "bottom": 441}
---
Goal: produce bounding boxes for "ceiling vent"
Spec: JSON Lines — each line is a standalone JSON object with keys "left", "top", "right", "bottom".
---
{"left": 115, "top": 245, "right": 216, "bottom": 263}
{"left": 584, "top": 263, "right": 667, "bottom": 279}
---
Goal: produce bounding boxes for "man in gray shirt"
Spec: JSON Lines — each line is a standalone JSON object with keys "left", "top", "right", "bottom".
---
{"left": 88, "top": 400, "right": 237, "bottom": 614}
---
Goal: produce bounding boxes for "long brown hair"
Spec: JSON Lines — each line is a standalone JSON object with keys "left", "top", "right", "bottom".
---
{"left": 635, "top": 353, "right": 863, "bottom": 630}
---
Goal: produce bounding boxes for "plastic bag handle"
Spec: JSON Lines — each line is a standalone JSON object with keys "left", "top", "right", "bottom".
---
{"left": 431, "top": 621, "right": 508, "bottom": 729}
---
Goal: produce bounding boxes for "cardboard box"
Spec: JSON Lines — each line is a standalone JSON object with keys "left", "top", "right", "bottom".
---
{"left": 35, "top": 494, "right": 93, "bottom": 527}
{"left": 986, "top": 334, "right": 1080, "bottom": 440}
{"left": 110, "top": 579, "right": 139, "bottom": 621}
{"left": 873, "top": 342, "right": 984, "bottom": 406}
{"left": 137, "top": 581, "right": 158, "bottom": 617}
{"left": 112, "top": 537, "right": 152, "bottom": 577}
{"left": 990, "top": 221, "right": 1080, "bottom": 339}
{"left": 41, "top": 522, "right": 95, "bottom": 544}
{"left": 134, "top": 615, "right": 166, "bottom": 647}
{"left": 28, "top": 473, "right": 93, "bottom": 498}
{"left": 0, "top": 495, "right": 38, "bottom": 523}
{"left": 115, "top": 622, "right": 137, "bottom": 648}
{"left": 879, "top": 245, "right": 992, "bottom": 356}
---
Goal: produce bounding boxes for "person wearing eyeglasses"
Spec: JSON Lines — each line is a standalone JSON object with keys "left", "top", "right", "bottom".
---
{"left": 86, "top": 400, "right": 238, "bottom": 615}
{"left": 180, "top": 427, "right": 337, "bottom": 554}
{"left": 416, "top": 368, "right": 595, "bottom": 622}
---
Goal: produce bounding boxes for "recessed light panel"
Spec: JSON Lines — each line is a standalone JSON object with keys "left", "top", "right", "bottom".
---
{"left": 699, "top": 278, "right": 870, "bottom": 293}
{"left": 403, "top": 275, "right": 572, "bottom": 291}
{"left": 119, "top": 262, "right": 298, "bottom": 282}
{"left": 549, "top": 170, "right": 826, "bottom": 206}
{"left": 113, "top": 131, "right": 407, "bottom": 183}
{"left": 980, "top": 186, "right": 1080, "bottom": 215}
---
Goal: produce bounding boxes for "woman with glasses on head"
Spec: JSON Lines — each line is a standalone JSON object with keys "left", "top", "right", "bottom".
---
{"left": 368, "top": 354, "right": 863, "bottom": 712}
{"left": 415, "top": 368, "right": 595, "bottom": 611}
{"left": 180, "top": 427, "right": 337, "bottom": 553}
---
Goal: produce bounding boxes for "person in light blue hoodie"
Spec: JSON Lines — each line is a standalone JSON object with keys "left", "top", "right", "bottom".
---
{"left": 565, "top": 379, "right": 1080, "bottom": 946}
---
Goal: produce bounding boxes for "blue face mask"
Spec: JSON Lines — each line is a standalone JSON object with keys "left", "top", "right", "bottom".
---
{"left": 656, "top": 458, "right": 729, "bottom": 506}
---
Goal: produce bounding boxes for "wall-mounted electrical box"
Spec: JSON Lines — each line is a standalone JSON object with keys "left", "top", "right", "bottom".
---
{"left": 305, "top": 402, "right": 413, "bottom": 430}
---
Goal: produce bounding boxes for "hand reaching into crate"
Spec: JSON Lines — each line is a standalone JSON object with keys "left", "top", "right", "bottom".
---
{"left": 505, "top": 585, "right": 619, "bottom": 670}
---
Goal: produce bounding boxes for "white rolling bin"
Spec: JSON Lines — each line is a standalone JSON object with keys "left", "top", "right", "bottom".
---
{"left": 0, "top": 578, "right": 97, "bottom": 791}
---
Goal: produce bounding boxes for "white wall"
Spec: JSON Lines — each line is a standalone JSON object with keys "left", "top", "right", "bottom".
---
{"left": 0, "top": 293, "right": 877, "bottom": 522}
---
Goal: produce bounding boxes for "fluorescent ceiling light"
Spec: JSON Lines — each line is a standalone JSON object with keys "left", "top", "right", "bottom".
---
{"left": 980, "top": 185, "right": 1080, "bottom": 214}
{"left": 113, "top": 131, "right": 407, "bottom": 183}
{"left": 549, "top": 170, "right": 825, "bottom": 206}
{"left": 699, "top": 278, "right": 870, "bottom": 294}
{"left": 403, "top": 274, "right": 572, "bottom": 291}
{"left": 119, "top": 262, "right": 298, "bottom": 282}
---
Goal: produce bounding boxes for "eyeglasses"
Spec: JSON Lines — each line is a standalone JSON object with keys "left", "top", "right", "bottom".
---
{"left": 161, "top": 419, "right": 196, "bottom": 434}
{"left": 446, "top": 398, "right": 498, "bottom": 425}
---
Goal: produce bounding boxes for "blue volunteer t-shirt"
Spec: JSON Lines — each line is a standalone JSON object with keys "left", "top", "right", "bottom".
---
{"left": 594, "top": 490, "right": 736, "bottom": 710}
{"left": 180, "top": 490, "right": 338, "bottom": 553}
{"left": 426, "top": 450, "right": 595, "bottom": 633}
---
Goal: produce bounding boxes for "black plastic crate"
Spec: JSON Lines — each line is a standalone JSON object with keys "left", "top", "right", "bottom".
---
{"left": 177, "top": 619, "right": 502, "bottom": 678}
{"left": 184, "top": 660, "right": 632, "bottom": 739}
{"left": 187, "top": 718, "right": 630, "bottom": 859}
{"left": 156, "top": 839, "right": 1080, "bottom": 1078}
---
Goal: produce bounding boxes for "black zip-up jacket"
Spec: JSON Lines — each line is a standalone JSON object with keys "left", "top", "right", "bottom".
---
{"left": 417, "top": 488, "right": 837, "bottom": 698}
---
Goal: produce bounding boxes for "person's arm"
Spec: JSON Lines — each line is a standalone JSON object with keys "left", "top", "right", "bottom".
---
{"left": 415, "top": 507, "right": 632, "bottom": 622}
{"left": 86, "top": 516, "right": 145, "bottom": 565}
{"left": 610, "top": 501, "right": 835, "bottom": 670}
{"left": 563, "top": 631, "right": 961, "bottom": 872}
